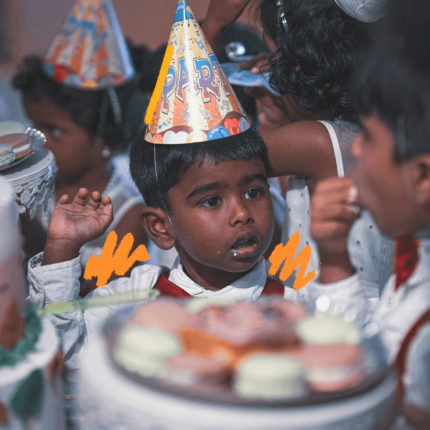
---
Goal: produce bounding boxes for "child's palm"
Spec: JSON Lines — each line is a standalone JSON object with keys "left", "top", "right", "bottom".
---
{"left": 48, "top": 188, "right": 113, "bottom": 245}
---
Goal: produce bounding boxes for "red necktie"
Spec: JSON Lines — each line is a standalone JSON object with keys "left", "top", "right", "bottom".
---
{"left": 394, "top": 237, "right": 419, "bottom": 291}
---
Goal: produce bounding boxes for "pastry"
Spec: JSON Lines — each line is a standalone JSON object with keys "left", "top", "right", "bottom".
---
{"left": 165, "top": 353, "right": 231, "bottom": 388}
{"left": 114, "top": 325, "right": 182, "bottom": 378}
{"left": 0, "top": 144, "right": 16, "bottom": 168}
{"left": 0, "top": 177, "right": 65, "bottom": 429}
{"left": 0, "top": 121, "right": 25, "bottom": 137}
{"left": 235, "top": 353, "right": 307, "bottom": 400}
{"left": 0, "top": 121, "right": 32, "bottom": 161}
{"left": 297, "top": 315, "right": 361, "bottom": 345}
{"left": 295, "top": 344, "right": 365, "bottom": 392}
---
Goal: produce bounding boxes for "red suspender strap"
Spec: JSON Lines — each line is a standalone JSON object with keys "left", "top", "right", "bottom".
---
{"left": 394, "top": 237, "right": 419, "bottom": 291}
{"left": 394, "top": 308, "right": 430, "bottom": 398}
{"left": 262, "top": 278, "right": 285, "bottom": 296}
{"left": 154, "top": 274, "right": 192, "bottom": 298}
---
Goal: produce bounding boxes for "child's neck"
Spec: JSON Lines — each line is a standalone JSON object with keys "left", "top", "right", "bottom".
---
{"left": 179, "top": 256, "right": 257, "bottom": 292}
{"left": 55, "top": 165, "right": 111, "bottom": 201}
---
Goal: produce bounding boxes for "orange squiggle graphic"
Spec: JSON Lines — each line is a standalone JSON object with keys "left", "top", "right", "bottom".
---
{"left": 268, "top": 232, "right": 316, "bottom": 290}
{"left": 84, "top": 231, "right": 150, "bottom": 287}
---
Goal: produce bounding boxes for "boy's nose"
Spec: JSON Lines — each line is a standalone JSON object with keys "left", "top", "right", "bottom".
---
{"left": 229, "top": 198, "right": 254, "bottom": 226}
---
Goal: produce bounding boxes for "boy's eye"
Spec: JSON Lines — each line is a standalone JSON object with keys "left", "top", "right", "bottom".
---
{"left": 200, "top": 196, "right": 220, "bottom": 208}
{"left": 245, "top": 188, "right": 264, "bottom": 199}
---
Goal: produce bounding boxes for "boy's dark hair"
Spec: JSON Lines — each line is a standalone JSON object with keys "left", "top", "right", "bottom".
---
{"left": 353, "top": 0, "right": 430, "bottom": 161}
{"left": 130, "top": 128, "right": 270, "bottom": 210}
{"left": 12, "top": 55, "right": 147, "bottom": 150}
{"left": 259, "top": 0, "right": 370, "bottom": 122}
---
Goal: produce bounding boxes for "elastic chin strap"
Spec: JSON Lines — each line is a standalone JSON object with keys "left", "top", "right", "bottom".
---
{"left": 96, "top": 91, "right": 109, "bottom": 139}
{"left": 95, "top": 87, "right": 122, "bottom": 146}
{"left": 153, "top": 144, "right": 174, "bottom": 228}
{"left": 107, "top": 86, "right": 122, "bottom": 124}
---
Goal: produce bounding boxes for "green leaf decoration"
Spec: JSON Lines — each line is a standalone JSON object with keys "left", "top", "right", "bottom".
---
{"left": 0, "top": 305, "right": 42, "bottom": 367}
{"left": 10, "top": 369, "right": 44, "bottom": 420}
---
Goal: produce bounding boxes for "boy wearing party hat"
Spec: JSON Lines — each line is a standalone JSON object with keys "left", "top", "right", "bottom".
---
{"left": 305, "top": 0, "right": 430, "bottom": 425}
{"left": 14, "top": 0, "right": 147, "bottom": 293}
{"left": 28, "top": 0, "right": 285, "bottom": 367}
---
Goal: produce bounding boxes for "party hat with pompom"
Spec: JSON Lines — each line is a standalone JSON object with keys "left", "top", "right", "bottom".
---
{"left": 43, "top": 0, "right": 135, "bottom": 89}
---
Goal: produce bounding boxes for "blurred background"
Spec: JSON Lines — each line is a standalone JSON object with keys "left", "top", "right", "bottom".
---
{"left": 0, "top": 0, "right": 257, "bottom": 121}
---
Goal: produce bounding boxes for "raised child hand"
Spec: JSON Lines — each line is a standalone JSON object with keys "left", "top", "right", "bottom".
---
{"left": 206, "top": 0, "right": 252, "bottom": 26}
{"left": 42, "top": 188, "right": 113, "bottom": 265}
{"left": 202, "top": 0, "right": 253, "bottom": 47}
{"left": 310, "top": 177, "right": 360, "bottom": 282}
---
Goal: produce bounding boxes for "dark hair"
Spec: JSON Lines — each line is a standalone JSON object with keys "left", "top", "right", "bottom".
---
{"left": 353, "top": 0, "right": 430, "bottom": 161}
{"left": 259, "top": 0, "right": 370, "bottom": 122}
{"left": 130, "top": 127, "right": 270, "bottom": 210}
{"left": 12, "top": 55, "right": 147, "bottom": 150}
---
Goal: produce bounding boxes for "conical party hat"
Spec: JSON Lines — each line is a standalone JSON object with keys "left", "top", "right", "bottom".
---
{"left": 144, "top": 0, "right": 251, "bottom": 144}
{"left": 44, "top": 0, "right": 135, "bottom": 89}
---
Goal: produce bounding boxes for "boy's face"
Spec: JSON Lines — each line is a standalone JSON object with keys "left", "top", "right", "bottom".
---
{"left": 352, "top": 114, "right": 423, "bottom": 237}
{"left": 23, "top": 98, "right": 104, "bottom": 186}
{"left": 166, "top": 157, "right": 274, "bottom": 283}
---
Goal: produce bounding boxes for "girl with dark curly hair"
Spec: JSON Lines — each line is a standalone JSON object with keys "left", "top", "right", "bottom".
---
{"left": 12, "top": 4, "right": 149, "bottom": 294}
{"left": 202, "top": 0, "right": 393, "bottom": 298}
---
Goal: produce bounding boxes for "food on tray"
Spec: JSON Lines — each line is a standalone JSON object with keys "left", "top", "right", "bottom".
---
{"left": 0, "top": 121, "right": 32, "bottom": 164}
{"left": 297, "top": 315, "right": 361, "bottom": 345}
{"left": 235, "top": 353, "right": 307, "bottom": 400}
{"left": 110, "top": 297, "right": 374, "bottom": 401}
{"left": 0, "top": 121, "right": 26, "bottom": 137}
{"left": 114, "top": 325, "right": 181, "bottom": 378}
{"left": 0, "top": 144, "right": 16, "bottom": 168}
{"left": 291, "top": 344, "right": 365, "bottom": 392}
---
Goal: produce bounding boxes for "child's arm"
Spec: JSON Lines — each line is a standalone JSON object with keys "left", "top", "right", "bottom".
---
{"left": 310, "top": 177, "right": 359, "bottom": 283}
{"left": 262, "top": 121, "right": 337, "bottom": 181}
{"left": 201, "top": 1, "right": 337, "bottom": 183}
{"left": 201, "top": 0, "right": 251, "bottom": 48}
{"left": 28, "top": 189, "right": 161, "bottom": 368}
{"left": 293, "top": 177, "right": 368, "bottom": 316}
{"left": 43, "top": 188, "right": 113, "bottom": 265}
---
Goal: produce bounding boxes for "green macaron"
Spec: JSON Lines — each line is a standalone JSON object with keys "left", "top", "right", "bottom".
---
{"left": 114, "top": 325, "right": 182, "bottom": 378}
{"left": 235, "top": 353, "right": 307, "bottom": 400}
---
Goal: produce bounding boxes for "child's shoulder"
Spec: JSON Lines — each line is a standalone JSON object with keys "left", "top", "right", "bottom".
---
{"left": 90, "top": 263, "right": 167, "bottom": 298}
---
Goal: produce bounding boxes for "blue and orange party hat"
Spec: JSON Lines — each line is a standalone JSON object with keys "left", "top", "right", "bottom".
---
{"left": 43, "top": 0, "right": 135, "bottom": 89}
{"left": 144, "top": 0, "right": 251, "bottom": 144}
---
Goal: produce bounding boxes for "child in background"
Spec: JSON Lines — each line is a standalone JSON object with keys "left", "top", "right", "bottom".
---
{"left": 309, "top": 0, "right": 430, "bottom": 426}
{"left": 27, "top": 0, "right": 285, "bottom": 368}
{"left": 202, "top": 0, "right": 393, "bottom": 300}
{"left": 13, "top": 0, "right": 147, "bottom": 293}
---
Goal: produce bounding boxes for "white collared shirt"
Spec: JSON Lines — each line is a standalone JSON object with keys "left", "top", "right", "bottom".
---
{"left": 297, "top": 238, "right": 430, "bottom": 412}
{"left": 27, "top": 254, "right": 272, "bottom": 369}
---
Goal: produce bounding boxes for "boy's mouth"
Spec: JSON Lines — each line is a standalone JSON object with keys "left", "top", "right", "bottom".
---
{"left": 230, "top": 235, "right": 259, "bottom": 257}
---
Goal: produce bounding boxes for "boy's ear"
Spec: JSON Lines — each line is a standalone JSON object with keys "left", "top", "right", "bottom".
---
{"left": 411, "top": 154, "right": 430, "bottom": 206}
{"left": 141, "top": 206, "right": 176, "bottom": 250}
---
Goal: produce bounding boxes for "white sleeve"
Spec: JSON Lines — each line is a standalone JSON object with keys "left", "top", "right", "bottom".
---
{"left": 27, "top": 253, "right": 162, "bottom": 369}
{"left": 403, "top": 323, "right": 430, "bottom": 413}
{"left": 282, "top": 273, "right": 368, "bottom": 317}
{"left": 27, "top": 253, "right": 85, "bottom": 370}
{"left": 298, "top": 274, "right": 366, "bottom": 315}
